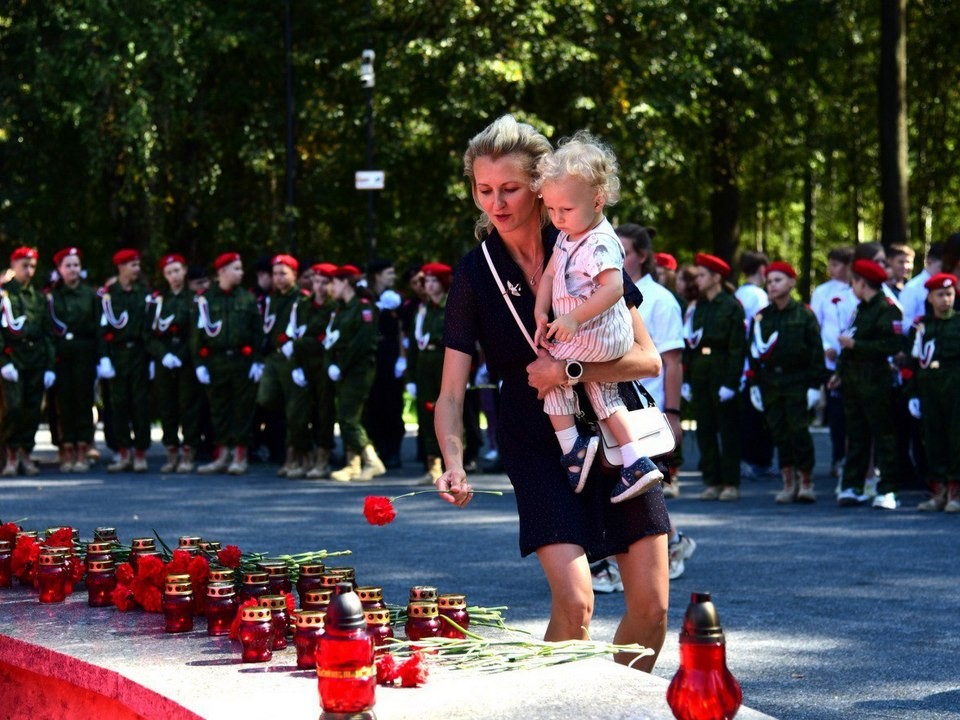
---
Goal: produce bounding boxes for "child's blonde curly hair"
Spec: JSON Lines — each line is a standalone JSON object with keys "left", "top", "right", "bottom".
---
{"left": 532, "top": 130, "right": 621, "bottom": 206}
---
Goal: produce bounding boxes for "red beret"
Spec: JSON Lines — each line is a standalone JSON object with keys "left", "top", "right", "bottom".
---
{"left": 695, "top": 253, "right": 731, "bottom": 278}
{"left": 112, "top": 249, "right": 140, "bottom": 266}
{"left": 654, "top": 253, "right": 677, "bottom": 271}
{"left": 852, "top": 259, "right": 888, "bottom": 285}
{"left": 311, "top": 262, "right": 338, "bottom": 278}
{"left": 924, "top": 272, "right": 958, "bottom": 291}
{"left": 10, "top": 247, "right": 39, "bottom": 263}
{"left": 271, "top": 254, "right": 299, "bottom": 273}
{"left": 332, "top": 264, "right": 362, "bottom": 279}
{"left": 765, "top": 261, "right": 796, "bottom": 279}
{"left": 421, "top": 262, "right": 453, "bottom": 279}
{"left": 53, "top": 247, "right": 81, "bottom": 266}
{"left": 158, "top": 253, "right": 187, "bottom": 270}
{"left": 213, "top": 252, "right": 242, "bottom": 271}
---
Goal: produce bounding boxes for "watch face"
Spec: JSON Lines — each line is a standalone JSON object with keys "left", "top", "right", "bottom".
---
{"left": 566, "top": 360, "right": 583, "bottom": 380}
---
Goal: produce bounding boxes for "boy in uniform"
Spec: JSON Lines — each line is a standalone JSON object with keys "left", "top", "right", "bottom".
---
{"left": 0, "top": 247, "right": 55, "bottom": 475}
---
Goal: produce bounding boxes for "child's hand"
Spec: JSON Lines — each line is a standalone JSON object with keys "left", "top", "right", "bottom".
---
{"left": 547, "top": 313, "right": 580, "bottom": 343}
{"left": 534, "top": 314, "right": 550, "bottom": 348}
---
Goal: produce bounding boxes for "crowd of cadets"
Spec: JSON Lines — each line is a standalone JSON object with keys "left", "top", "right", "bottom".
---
{"left": 4, "top": 237, "right": 959, "bottom": 514}
{"left": 0, "top": 245, "right": 457, "bottom": 482}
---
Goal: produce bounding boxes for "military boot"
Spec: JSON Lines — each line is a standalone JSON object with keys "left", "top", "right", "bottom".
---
{"left": 176, "top": 446, "right": 196, "bottom": 473}
{"left": 133, "top": 449, "right": 149, "bottom": 473}
{"left": 359, "top": 445, "right": 387, "bottom": 481}
{"left": 73, "top": 443, "right": 91, "bottom": 473}
{"left": 330, "top": 452, "right": 362, "bottom": 482}
{"left": 419, "top": 456, "right": 443, "bottom": 486}
{"left": 2, "top": 447, "right": 19, "bottom": 476}
{"left": 59, "top": 444, "right": 77, "bottom": 473}
{"left": 796, "top": 470, "right": 816, "bottom": 503}
{"left": 277, "top": 446, "right": 296, "bottom": 477}
{"left": 917, "top": 483, "right": 946, "bottom": 512}
{"left": 306, "top": 448, "right": 331, "bottom": 479}
{"left": 286, "top": 450, "right": 308, "bottom": 479}
{"left": 227, "top": 445, "right": 248, "bottom": 475}
{"left": 107, "top": 448, "right": 133, "bottom": 473}
{"left": 775, "top": 467, "right": 796, "bottom": 504}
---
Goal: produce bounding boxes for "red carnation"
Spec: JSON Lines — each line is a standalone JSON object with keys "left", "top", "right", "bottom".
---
{"left": 831, "top": 297, "right": 842, "bottom": 305}
{"left": 166, "top": 549, "right": 192, "bottom": 577}
{"left": 111, "top": 583, "right": 136, "bottom": 611}
{"left": 900, "top": 367, "right": 914, "bottom": 382}
{"left": 399, "top": 652, "right": 429, "bottom": 687}
{"left": 285, "top": 591, "right": 296, "bottom": 615}
{"left": 104, "top": 332, "right": 115, "bottom": 343}
{"left": 139, "top": 586, "right": 163, "bottom": 614}
{"left": 0, "top": 522, "right": 20, "bottom": 543}
{"left": 45, "top": 527, "right": 74, "bottom": 548}
{"left": 116, "top": 562, "right": 135, "bottom": 586}
{"left": 278, "top": 333, "right": 288, "bottom": 344}
{"left": 230, "top": 598, "right": 260, "bottom": 640}
{"left": 199, "top": 347, "right": 210, "bottom": 358}
{"left": 217, "top": 545, "right": 242, "bottom": 569}
{"left": 11, "top": 536, "right": 40, "bottom": 583}
{"left": 241, "top": 345, "right": 253, "bottom": 357}
{"left": 363, "top": 496, "right": 397, "bottom": 526}
{"left": 376, "top": 653, "right": 400, "bottom": 685}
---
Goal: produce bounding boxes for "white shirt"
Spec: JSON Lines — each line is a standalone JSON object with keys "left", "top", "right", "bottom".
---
{"left": 735, "top": 283, "right": 769, "bottom": 334}
{"left": 898, "top": 269, "right": 931, "bottom": 325}
{"left": 810, "top": 279, "right": 856, "bottom": 371}
{"left": 635, "top": 274, "right": 683, "bottom": 408}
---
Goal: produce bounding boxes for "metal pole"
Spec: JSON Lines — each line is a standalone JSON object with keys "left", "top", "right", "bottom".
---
{"left": 284, "top": 0, "right": 296, "bottom": 255}
{"left": 366, "top": 82, "right": 375, "bottom": 267}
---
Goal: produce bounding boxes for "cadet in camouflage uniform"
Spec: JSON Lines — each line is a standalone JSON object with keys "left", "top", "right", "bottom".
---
{"left": 747, "top": 261, "right": 827, "bottom": 504}
{"left": 682, "top": 253, "right": 746, "bottom": 501}
{"left": 407, "top": 262, "right": 451, "bottom": 485}
{"left": 293, "top": 263, "right": 338, "bottom": 478}
{"left": 829, "top": 258, "right": 904, "bottom": 510}
{"left": 326, "top": 265, "right": 387, "bottom": 482}
{"left": 256, "top": 254, "right": 312, "bottom": 478}
{"left": 48, "top": 247, "right": 100, "bottom": 472}
{"left": 191, "top": 252, "right": 264, "bottom": 475}
{"left": 97, "top": 249, "right": 152, "bottom": 472}
{"left": 0, "top": 247, "right": 56, "bottom": 476}
{"left": 148, "top": 253, "right": 200, "bottom": 473}
{"left": 906, "top": 272, "right": 960, "bottom": 513}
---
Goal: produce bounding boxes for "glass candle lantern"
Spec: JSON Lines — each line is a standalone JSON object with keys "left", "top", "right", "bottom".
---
{"left": 162, "top": 579, "right": 195, "bottom": 633}
{"left": 85, "top": 541, "right": 114, "bottom": 567}
{"left": 0, "top": 540, "right": 13, "bottom": 588}
{"left": 206, "top": 582, "right": 239, "bottom": 636}
{"left": 438, "top": 594, "right": 470, "bottom": 639}
{"left": 667, "top": 592, "right": 743, "bottom": 720}
{"left": 405, "top": 601, "right": 441, "bottom": 641}
{"left": 294, "top": 610, "right": 326, "bottom": 670}
{"left": 319, "top": 572, "right": 343, "bottom": 590}
{"left": 198, "top": 540, "right": 221, "bottom": 554}
{"left": 364, "top": 608, "right": 395, "bottom": 649}
{"left": 302, "top": 589, "right": 333, "bottom": 612}
{"left": 129, "top": 538, "right": 156, "bottom": 572}
{"left": 178, "top": 535, "right": 202, "bottom": 549}
{"left": 297, "top": 562, "right": 326, "bottom": 603}
{"left": 409, "top": 585, "right": 437, "bottom": 603}
{"left": 357, "top": 586, "right": 384, "bottom": 610}
{"left": 258, "top": 595, "right": 290, "bottom": 649}
{"left": 317, "top": 583, "right": 376, "bottom": 715}
{"left": 208, "top": 566, "right": 235, "bottom": 585}
{"left": 37, "top": 552, "right": 67, "bottom": 603}
{"left": 327, "top": 566, "right": 356, "bottom": 589}
{"left": 86, "top": 560, "right": 117, "bottom": 607}
{"left": 240, "top": 571, "right": 270, "bottom": 603}
{"left": 239, "top": 606, "right": 274, "bottom": 663}
{"left": 259, "top": 561, "right": 292, "bottom": 595}
{"left": 93, "top": 527, "right": 119, "bottom": 544}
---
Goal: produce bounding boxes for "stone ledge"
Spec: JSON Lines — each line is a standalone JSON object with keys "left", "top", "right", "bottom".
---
{"left": 0, "top": 588, "right": 774, "bottom": 719}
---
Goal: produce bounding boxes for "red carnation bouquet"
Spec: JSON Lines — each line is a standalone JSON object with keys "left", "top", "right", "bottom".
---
{"left": 363, "top": 490, "right": 503, "bottom": 527}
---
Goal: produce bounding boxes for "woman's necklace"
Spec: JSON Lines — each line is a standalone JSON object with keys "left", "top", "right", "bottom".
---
{"left": 526, "top": 251, "right": 544, "bottom": 286}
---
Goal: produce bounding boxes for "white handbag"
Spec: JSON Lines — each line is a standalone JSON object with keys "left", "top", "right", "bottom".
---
{"left": 481, "top": 241, "right": 676, "bottom": 466}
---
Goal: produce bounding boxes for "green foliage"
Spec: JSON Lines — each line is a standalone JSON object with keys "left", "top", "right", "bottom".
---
{"left": 1, "top": 0, "right": 958, "bottom": 285}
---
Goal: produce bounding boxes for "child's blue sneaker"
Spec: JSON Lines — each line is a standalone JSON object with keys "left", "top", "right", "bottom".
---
{"left": 560, "top": 434, "right": 599, "bottom": 494}
{"left": 611, "top": 456, "right": 663, "bottom": 504}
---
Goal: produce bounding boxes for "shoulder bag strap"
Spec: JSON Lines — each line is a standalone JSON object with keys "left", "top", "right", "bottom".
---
{"left": 481, "top": 240, "right": 538, "bottom": 355}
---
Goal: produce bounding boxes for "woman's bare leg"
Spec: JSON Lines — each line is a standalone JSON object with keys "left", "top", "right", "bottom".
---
{"left": 535, "top": 542, "right": 594, "bottom": 641}
{"left": 614, "top": 532, "right": 669, "bottom": 672}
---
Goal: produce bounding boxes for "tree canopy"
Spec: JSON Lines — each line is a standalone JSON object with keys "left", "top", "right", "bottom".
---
{"left": 2, "top": 1, "right": 958, "bottom": 284}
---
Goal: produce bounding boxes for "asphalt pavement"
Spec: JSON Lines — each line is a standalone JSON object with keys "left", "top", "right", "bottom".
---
{"left": 2, "top": 425, "right": 958, "bottom": 719}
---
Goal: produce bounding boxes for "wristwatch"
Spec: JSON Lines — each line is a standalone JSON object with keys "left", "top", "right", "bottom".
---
{"left": 565, "top": 359, "right": 584, "bottom": 386}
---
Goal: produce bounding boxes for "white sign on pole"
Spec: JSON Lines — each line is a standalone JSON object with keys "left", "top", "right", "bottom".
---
{"left": 355, "top": 171, "right": 385, "bottom": 190}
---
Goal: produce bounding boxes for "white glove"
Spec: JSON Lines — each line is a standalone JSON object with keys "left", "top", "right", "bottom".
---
{"left": 97, "top": 357, "right": 116, "bottom": 380}
{"left": 806, "top": 388, "right": 821, "bottom": 411}
{"left": 394, "top": 356, "right": 407, "bottom": 378}
{"left": 249, "top": 362, "right": 264, "bottom": 383}
{"left": 406, "top": 382, "right": 417, "bottom": 398}
{"left": 681, "top": 383, "right": 692, "bottom": 403}
{"left": 281, "top": 340, "right": 294, "bottom": 359}
{"left": 377, "top": 289, "right": 402, "bottom": 311}
{"left": 749, "top": 386, "right": 764, "bottom": 412}
{"left": 328, "top": 364, "right": 342, "bottom": 382}
{"left": 291, "top": 367, "right": 307, "bottom": 387}
{"left": 161, "top": 353, "right": 182, "bottom": 369}
{"left": 195, "top": 366, "right": 211, "bottom": 385}
{"left": 908, "top": 397, "right": 921, "bottom": 419}
{"left": 43, "top": 371, "right": 56, "bottom": 389}
{"left": 718, "top": 386, "right": 736, "bottom": 403}
{"left": 149, "top": 361, "right": 156, "bottom": 381}
{"left": 475, "top": 363, "right": 490, "bottom": 385}
{"left": 1, "top": 363, "right": 18, "bottom": 382}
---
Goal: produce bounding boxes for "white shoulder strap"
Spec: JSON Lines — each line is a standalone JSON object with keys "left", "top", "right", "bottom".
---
{"left": 481, "top": 240, "right": 538, "bottom": 354}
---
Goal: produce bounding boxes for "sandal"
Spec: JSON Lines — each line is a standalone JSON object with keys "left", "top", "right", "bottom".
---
{"left": 560, "top": 434, "right": 599, "bottom": 494}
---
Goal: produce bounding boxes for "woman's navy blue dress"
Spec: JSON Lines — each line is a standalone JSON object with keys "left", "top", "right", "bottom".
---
{"left": 443, "top": 227, "right": 671, "bottom": 559}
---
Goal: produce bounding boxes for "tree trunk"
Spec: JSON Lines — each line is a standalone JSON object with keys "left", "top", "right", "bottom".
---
{"left": 709, "top": 104, "right": 739, "bottom": 265}
{"left": 879, "top": 0, "right": 909, "bottom": 246}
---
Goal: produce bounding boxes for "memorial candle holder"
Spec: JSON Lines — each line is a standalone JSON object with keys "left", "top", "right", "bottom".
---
{"left": 259, "top": 594, "right": 290, "bottom": 649}
{"left": 86, "top": 560, "right": 117, "bottom": 607}
{"left": 162, "top": 578, "right": 195, "bottom": 633}
{"left": 37, "top": 552, "right": 67, "bottom": 603}
{"left": 239, "top": 606, "right": 274, "bottom": 663}
{"left": 438, "top": 594, "right": 470, "bottom": 639}
{"left": 206, "top": 582, "right": 238, "bottom": 636}
{"left": 294, "top": 610, "right": 326, "bottom": 669}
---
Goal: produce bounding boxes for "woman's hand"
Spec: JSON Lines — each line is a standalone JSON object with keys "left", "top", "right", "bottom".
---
{"left": 436, "top": 468, "right": 473, "bottom": 507}
{"left": 526, "top": 348, "right": 565, "bottom": 399}
{"left": 837, "top": 334, "right": 855, "bottom": 350}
